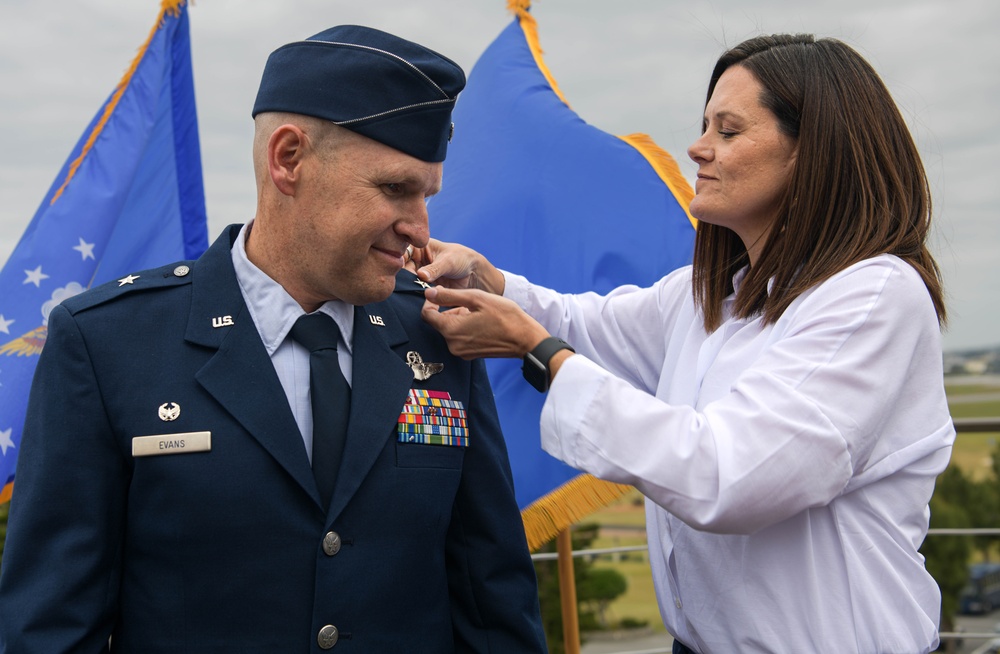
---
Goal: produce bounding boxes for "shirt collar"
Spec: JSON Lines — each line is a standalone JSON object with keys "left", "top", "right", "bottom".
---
{"left": 730, "top": 265, "right": 777, "bottom": 296}
{"left": 731, "top": 265, "right": 750, "bottom": 293}
{"left": 231, "top": 221, "right": 355, "bottom": 356}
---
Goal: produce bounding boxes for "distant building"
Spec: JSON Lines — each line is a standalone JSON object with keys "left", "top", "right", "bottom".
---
{"left": 943, "top": 345, "right": 1000, "bottom": 376}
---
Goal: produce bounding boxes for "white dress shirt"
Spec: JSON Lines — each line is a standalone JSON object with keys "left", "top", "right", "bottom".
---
{"left": 504, "top": 254, "right": 954, "bottom": 653}
{"left": 231, "top": 222, "right": 355, "bottom": 462}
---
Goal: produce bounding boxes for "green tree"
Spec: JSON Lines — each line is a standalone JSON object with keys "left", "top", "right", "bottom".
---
{"left": 922, "top": 467, "right": 973, "bottom": 653}
{"left": 578, "top": 567, "right": 628, "bottom": 628}
{"left": 966, "top": 479, "right": 1000, "bottom": 561}
{"left": 941, "top": 462, "right": 995, "bottom": 557}
{"left": 534, "top": 522, "right": 631, "bottom": 654}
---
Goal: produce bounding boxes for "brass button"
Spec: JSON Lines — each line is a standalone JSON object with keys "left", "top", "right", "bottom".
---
{"left": 323, "top": 531, "right": 342, "bottom": 556}
{"left": 317, "top": 625, "right": 339, "bottom": 649}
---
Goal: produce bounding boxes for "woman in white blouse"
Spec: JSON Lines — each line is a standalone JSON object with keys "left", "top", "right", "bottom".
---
{"left": 416, "top": 34, "right": 953, "bottom": 654}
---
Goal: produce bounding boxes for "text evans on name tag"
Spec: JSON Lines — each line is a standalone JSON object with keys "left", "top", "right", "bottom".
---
{"left": 132, "top": 431, "right": 211, "bottom": 457}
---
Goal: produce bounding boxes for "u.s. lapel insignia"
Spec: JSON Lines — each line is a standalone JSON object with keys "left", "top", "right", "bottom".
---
{"left": 212, "top": 315, "right": 234, "bottom": 328}
{"left": 406, "top": 351, "right": 443, "bottom": 381}
{"left": 369, "top": 314, "right": 386, "bottom": 326}
{"left": 158, "top": 402, "right": 181, "bottom": 421}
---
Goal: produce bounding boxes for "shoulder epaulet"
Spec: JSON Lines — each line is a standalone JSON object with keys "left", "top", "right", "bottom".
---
{"left": 394, "top": 269, "right": 434, "bottom": 296}
{"left": 62, "top": 261, "right": 196, "bottom": 314}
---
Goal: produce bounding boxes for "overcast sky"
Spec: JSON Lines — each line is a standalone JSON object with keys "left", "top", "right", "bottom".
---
{"left": 0, "top": 0, "right": 996, "bottom": 351}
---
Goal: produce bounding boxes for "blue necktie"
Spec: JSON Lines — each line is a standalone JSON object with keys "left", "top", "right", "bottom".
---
{"left": 290, "top": 313, "right": 350, "bottom": 508}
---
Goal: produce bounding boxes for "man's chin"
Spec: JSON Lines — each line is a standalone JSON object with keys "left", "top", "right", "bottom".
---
{"left": 339, "top": 276, "right": 397, "bottom": 306}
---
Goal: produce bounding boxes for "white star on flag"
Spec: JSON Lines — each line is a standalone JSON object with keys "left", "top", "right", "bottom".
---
{"left": 0, "top": 314, "right": 13, "bottom": 334}
{"left": 23, "top": 266, "right": 49, "bottom": 287}
{"left": 0, "top": 428, "right": 14, "bottom": 456}
{"left": 73, "top": 237, "right": 96, "bottom": 260}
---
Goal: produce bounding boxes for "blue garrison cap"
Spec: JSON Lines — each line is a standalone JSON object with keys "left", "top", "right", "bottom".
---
{"left": 252, "top": 25, "right": 465, "bottom": 163}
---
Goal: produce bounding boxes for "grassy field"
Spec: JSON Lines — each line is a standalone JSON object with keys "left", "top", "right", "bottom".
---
{"left": 946, "top": 377, "right": 1000, "bottom": 480}
{"left": 583, "top": 489, "right": 666, "bottom": 632}
{"left": 948, "top": 385, "right": 1000, "bottom": 396}
{"left": 577, "top": 383, "right": 1000, "bottom": 632}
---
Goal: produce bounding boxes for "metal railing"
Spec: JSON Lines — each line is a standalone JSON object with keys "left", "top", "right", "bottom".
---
{"left": 954, "top": 418, "right": 1000, "bottom": 433}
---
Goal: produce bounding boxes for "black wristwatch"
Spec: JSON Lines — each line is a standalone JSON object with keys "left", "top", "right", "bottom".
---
{"left": 522, "top": 337, "right": 575, "bottom": 393}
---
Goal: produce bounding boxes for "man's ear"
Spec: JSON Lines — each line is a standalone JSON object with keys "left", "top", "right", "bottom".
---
{"left": 267, "top": 124, "right": 307, "bottom": 196}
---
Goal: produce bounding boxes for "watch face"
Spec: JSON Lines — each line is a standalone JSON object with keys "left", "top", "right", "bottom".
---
{"left": 523, "top": 337, "right": 574, "bottom": 393}
{"left": 522, "top": 352, "right": 548, "bottom": 393}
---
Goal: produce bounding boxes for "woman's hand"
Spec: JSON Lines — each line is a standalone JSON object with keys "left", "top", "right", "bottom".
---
{"left": 421, "top": 286, "right": 550, "bottom": 360}
{"left": 411, "top": 239, "right": 506, "bottom": 295}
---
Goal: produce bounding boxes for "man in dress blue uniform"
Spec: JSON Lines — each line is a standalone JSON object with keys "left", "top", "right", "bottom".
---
{"left": 0, "top": 25, "right": 547, "bottom": 653}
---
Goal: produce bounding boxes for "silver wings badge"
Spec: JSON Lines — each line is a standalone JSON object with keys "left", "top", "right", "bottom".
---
{"left": 406, "top": 351, "right": 444, "bottom": 381}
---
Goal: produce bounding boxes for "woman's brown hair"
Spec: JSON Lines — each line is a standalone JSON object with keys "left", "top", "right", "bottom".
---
{"left": 692, "top": 34, "right": 945, "bottom": 332}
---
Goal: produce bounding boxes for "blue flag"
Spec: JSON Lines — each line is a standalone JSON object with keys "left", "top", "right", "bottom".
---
{"left": 427, "top": 4, "right": 696, "bottom": 549}
{"left": 0, "top": 0, "right": 208, "bottom": 503}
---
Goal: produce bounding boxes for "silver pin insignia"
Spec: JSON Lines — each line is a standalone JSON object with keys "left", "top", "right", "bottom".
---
{"left": 158, "top": 402, "right": 181, "bottom": 422}
{"left": 406, "top": 351, "right": 443, "bottom": 381}
{"left": 369, "top": 315, "right": 386, "bottom": 326}
{"left": 117, "top": 274, "right": 140, "bottom": 287}
{"left": 212, "top": 315, "right": 234, "bottom": 328}
{"left": 414, "top": 279, "right": 431, "bottom": 290}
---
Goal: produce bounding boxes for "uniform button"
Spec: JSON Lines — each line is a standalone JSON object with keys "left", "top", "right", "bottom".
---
{"left": 317, "top": 625, "right": 339, "bottom": 649}
{"left": 323, "top": 531, "right": 342, "bottom": 556}
{"left": 173, "top": 265, "right": 190, "bottom": 277}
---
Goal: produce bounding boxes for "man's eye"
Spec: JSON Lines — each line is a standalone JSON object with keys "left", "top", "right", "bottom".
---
{"left": 383, "top": 183, "right": 403, "bottom": 195}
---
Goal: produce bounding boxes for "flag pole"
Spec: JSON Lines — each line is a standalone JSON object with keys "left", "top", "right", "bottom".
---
{"left": 557, "top": 528, "right": 581, "bottom": 654}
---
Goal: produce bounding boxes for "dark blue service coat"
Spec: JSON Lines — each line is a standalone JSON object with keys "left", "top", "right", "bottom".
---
{"left": 0, "top": 225, "right": 546, "bottom": 653}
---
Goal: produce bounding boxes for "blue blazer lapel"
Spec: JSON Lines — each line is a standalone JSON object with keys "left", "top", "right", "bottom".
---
{"left": 186, "top": 225, "right": 319, "bottom": 506}
{"left": 327, "top": 301, "right": 412, "bottom": 521}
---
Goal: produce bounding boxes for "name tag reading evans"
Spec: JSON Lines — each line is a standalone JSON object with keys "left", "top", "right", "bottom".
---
{"left": 132, "top": 431, "right": 211, "bottom": 457}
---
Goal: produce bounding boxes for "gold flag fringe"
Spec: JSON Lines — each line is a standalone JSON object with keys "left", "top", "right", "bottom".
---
{"left": 520, "top": 474, "right": 633, "bottom": 551}
{"left": 49, "top": 0, "right": 190, "bottom": 205}
{"left": 506, "top": 0, "right": 570, "bottom": 107}
{"left": 619, "top": 133, "right": 698, "bottom": 229}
